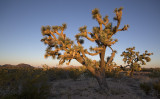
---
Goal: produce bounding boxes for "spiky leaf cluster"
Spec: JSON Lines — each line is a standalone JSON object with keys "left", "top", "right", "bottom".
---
{"left": 74, "top": 7, "right": 128, "bottom": 50}
{"left": 105, "top": 61, "right": 118, "bottom": 72}
{"left": 41, "top": 24, "right": 81, "bottom": 65}
{"left": 92, "top": 8, "right": 101, "bottom": 19}
{"left": 113, "top": 7, "right": 123, "bottom": 21}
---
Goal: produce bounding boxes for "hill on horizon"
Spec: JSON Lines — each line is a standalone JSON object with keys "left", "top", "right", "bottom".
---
{"left": 0, "top": 63, "right": 34, "bottom": 68}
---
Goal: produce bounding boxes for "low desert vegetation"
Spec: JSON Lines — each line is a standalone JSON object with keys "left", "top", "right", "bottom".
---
{"left": 0, "top": 64, "right": 160, "bottom": 99}
{"left": 139, "top": 79, "right": 160, "bottom": 98}
{"left": 0, "top": 64, "right": 50, "bottom": 99}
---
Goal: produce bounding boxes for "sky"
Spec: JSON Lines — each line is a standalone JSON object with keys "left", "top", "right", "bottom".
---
{"left": 0, "top": 0, "right": 160, "bottom": 67}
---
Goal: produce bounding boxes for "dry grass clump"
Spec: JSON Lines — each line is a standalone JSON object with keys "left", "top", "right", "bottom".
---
{"left": 138, "top": 69, "right": 160, "bottom": 98}
{"left": 153, "top": 80, "right": 160, "bottom": 98}
{"left": 140, "top": 82, "right": 152, "bottom": 95}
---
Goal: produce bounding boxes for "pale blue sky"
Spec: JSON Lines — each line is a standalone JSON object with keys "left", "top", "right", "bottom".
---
{"left": 0, "top": 0, "right": 160, "bottom": 67}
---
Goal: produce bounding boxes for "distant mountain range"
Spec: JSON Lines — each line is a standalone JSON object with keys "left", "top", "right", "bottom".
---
{"left": 0, "top": 64, "right": 82, "bottom": 68}
{"left": 0, "top": 63, "right": 34, "bottom": 68}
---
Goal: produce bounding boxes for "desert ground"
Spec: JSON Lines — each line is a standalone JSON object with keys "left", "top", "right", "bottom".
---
{"left": 49, "top": 72, "right": 159, "bottom": 99}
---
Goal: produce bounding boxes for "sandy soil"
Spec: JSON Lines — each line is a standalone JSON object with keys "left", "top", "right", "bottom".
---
{"left": 48, "top": 75, "right": 159, "bottom": 99}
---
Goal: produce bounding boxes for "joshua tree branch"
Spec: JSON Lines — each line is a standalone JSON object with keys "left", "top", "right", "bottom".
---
{"left": 85, "top": 50, "right": 100, "bottom": 56}
{"left": 108, "top": 46, "right": 114, "bottom": 52}
{"left": 106, "top": 51, "right": 116, "bottom": 66}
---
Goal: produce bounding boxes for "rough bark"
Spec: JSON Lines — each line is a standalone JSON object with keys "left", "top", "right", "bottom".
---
{"left": 95, "top": 72, "right": 109, "bottom": 91}
{"left": 130, "top": 69, "right": 134, "bottom": 77}
{"left": 96, "top": 46, "right": 110, "bottom": 90}
{"left": 99, "top": 46, "right": 106, "bottom": 81}
{"left": 76, "top": 53, "right": 109, "bottom": 91}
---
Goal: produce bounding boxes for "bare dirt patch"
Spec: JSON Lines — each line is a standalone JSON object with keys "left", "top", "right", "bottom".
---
{"left": 49, "top": 75, "right": 159, "bottom": 99}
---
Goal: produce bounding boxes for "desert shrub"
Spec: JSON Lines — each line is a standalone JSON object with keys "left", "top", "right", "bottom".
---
{"left": 44, "top": 66, "right": 89, "bottom": 81}
{"left": 0, "top": 67, "right": 51, "bottom": 99}
{"left": 45, "top": 68, "right": 58, "bottom": 81}
{"left": 55, "top": 68, "right": 68, "bottom": 79}
{"left": 68, "top": 68, "right": 83, "bottom": 80}
{"left": 153, "top": 80, "right": 160, "bottom": 98}
{"left": 0, "top": 68, "right": 24, "bottom": 90}
{"left": 83, "top": 70, "right": 94, "bottom": 78}
{"left": 141, "top": 68, "right": 153, "bottom": 72}
{"left": 105, "top": 71, "right": 115, "bottom": 78}
{"left": 149, "top": 69, "right": 160, "bottom": 78}
{"left": 18, "top": 71, "right": 50, "bottom": 99}
{"left": 45, "top": 67, "right": 69, "bottom": 80}
{"left": 105, "top": 69, "right": 122, "bottom": 78}
{"left": 140, "top": 82, "right": 151, "bottom": 95}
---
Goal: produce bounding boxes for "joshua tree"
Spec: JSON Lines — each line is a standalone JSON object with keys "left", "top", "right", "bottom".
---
{"left": 121, "top": 47, "right": 153, "bottom": 77}
{"left": 41, "top": 7, "right": 129, "bottom": 91}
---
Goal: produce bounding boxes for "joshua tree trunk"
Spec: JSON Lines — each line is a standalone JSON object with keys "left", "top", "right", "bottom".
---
{"left": 95, "top": 72, "right": 109, "bottom": 90}
{"left": 76, "top": 53, "right": 109, "bottom": 90}
{"left": 95, "top": 46, "right": 109, "bottom": 90}
{"left": 130, "top": 69, "right": 134, "bottom": 77}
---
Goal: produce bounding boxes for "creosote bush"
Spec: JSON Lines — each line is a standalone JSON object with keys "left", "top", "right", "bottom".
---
{"left": 149, "top": 68, "right": 160, "bottom": 78}
{"left": 153, "top": 80, "right": 160, "bottom": 97}
{"left": 68, "top": 68, "right": 83, "bottom": 81}
{"left": 140, "top": 82, "right": 152, "bottom": 95}
{"left": 0, "top": 66, "right": 51, "bottom": 99}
